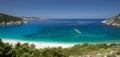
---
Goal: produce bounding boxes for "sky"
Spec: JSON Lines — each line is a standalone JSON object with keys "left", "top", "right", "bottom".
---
{"left": 0, "top": 0, "right": 120, "bottom": 19}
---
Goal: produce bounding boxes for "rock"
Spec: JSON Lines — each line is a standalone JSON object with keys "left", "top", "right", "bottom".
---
{"left": 102, "top": 14, "right": 120, "bottom": 27}
{"left": 0, "top": 13, "right": 27, "bottom": 26}
{"left": 0, "top": 20, "right": 27, "bottom": 26}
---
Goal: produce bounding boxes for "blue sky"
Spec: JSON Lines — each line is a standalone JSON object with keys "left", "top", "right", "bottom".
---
{"left": 0, "top": 0, "right": 120, "bottom": 19}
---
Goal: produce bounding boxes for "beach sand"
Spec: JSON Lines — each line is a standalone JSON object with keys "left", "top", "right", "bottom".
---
{"left": 2, "top": 39, "right": 74, "bottom": 49}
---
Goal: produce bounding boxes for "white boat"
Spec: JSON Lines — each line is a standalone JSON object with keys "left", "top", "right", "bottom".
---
{"left": 74, "top": 29, "right": 81, "bottom": 34}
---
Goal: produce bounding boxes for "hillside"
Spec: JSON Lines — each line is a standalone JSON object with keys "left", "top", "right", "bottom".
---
{"left": 102, "top": 14, "right": 120, "bottom": 26}
{"left": 0, "top": 13, "right": 27, "bottom": 25}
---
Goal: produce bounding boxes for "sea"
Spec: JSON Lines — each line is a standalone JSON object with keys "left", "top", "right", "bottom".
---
{"left": 0, "top": 19, "right": 120, "bottom": 44}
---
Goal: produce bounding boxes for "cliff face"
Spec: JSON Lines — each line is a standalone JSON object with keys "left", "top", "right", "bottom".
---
{"left": 102, "top": 14, "right": 120, "bottom": 26}
{"left": 0, "top": 13, "right": 27, "bottom": 25}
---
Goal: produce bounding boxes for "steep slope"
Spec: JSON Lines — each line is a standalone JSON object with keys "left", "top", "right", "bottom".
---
{"left": 0, "top": 13, "right": 27, "bottom": 25}
{"left": 102, "top": 14, "right": 120, "bottom": 26}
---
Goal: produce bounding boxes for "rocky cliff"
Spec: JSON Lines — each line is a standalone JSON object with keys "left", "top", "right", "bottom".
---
{"left": 0, "top": 13, "right": 27, "bottom": 26}
{"left": 102, "top": 14, "right": 120, "bottom": 27}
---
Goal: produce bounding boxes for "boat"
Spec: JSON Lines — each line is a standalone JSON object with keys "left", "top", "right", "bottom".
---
{"left": 74, "top": 29, "right": 81, "bottom": 34}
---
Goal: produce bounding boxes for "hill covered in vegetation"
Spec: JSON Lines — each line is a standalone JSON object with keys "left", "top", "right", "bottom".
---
{"left": 0, "top": 39, "right": 120, "bottom": 57}
{"left": 0, "top": 13, "right": 27, "bottom": 25}
{"left": 102, "top": 14, "right": 120, "bottom": 27}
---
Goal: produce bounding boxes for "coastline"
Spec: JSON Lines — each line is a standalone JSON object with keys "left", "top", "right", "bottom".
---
{"left": 1, "top": 38, "right": 120, "bottom": 49}
{"left": 0, "top": 20, "right": 27, "bottom": 26}
{"left": 2, "top": 39, "right": 74, "bottom": 49}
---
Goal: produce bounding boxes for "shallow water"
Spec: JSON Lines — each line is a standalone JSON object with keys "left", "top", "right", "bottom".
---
{"left": 0, "top": 19, "right": 120, "bottom": 43}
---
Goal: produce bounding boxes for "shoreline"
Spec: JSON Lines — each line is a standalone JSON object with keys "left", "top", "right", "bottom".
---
{"left": 2, "top": 39, "right": 75, "bottom": 49}
{"left": 1, "top": 38, "right": 120, "bottom": 49}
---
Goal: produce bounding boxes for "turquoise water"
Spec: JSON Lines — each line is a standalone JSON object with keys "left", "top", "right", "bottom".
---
{"left": 0, "top": 19, "right": 120, "bottom": 43}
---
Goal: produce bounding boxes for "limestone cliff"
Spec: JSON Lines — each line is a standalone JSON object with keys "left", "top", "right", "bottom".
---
{"left": 102, "top": 14, "right": 120, "bottom": 26}
{"left": 0, "top": 13, "right": 27, "bottom": 25}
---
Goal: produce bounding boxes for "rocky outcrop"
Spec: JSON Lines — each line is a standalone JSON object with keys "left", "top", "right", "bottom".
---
{"left": 0, "top": 20, "right": 27, "bottom": 26}
{"left": 0, "top": 13, "right": 27, "bottom": 26}
{"left": 102, "top": 14, "right": 120, "bottom": 27}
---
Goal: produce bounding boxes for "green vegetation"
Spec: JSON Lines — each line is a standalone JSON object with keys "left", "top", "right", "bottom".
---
{"left": 0, "top": 13, "right": 23, "bottom": 23}
{"left": 0, "top": 39, "right": 120, "bottom": 57}
{"left": 112, "top": 13, "right": 120, "bottom": 23}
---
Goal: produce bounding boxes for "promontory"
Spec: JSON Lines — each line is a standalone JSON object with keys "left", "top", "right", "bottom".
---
{"left": 0, "top": 13, "right": 27, "bottom": 25}
{"left": 102, "top": 14, "right": 120, "bottom": 27}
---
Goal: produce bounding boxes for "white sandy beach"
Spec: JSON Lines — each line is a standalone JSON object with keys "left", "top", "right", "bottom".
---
{"left": 2, "top": 39, "right": 74, "bottom": 49}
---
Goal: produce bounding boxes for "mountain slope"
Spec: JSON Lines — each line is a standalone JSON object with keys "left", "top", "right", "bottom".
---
{"left": 0, "top": 13, "right": 27, "bottom": 25}
{"left": 102, "top": 14, "right": 120, "bottom": 26}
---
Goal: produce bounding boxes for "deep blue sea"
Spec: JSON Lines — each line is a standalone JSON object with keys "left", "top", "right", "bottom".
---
{"left": 0, "top": 19, "right": 120, "bottom": 44}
